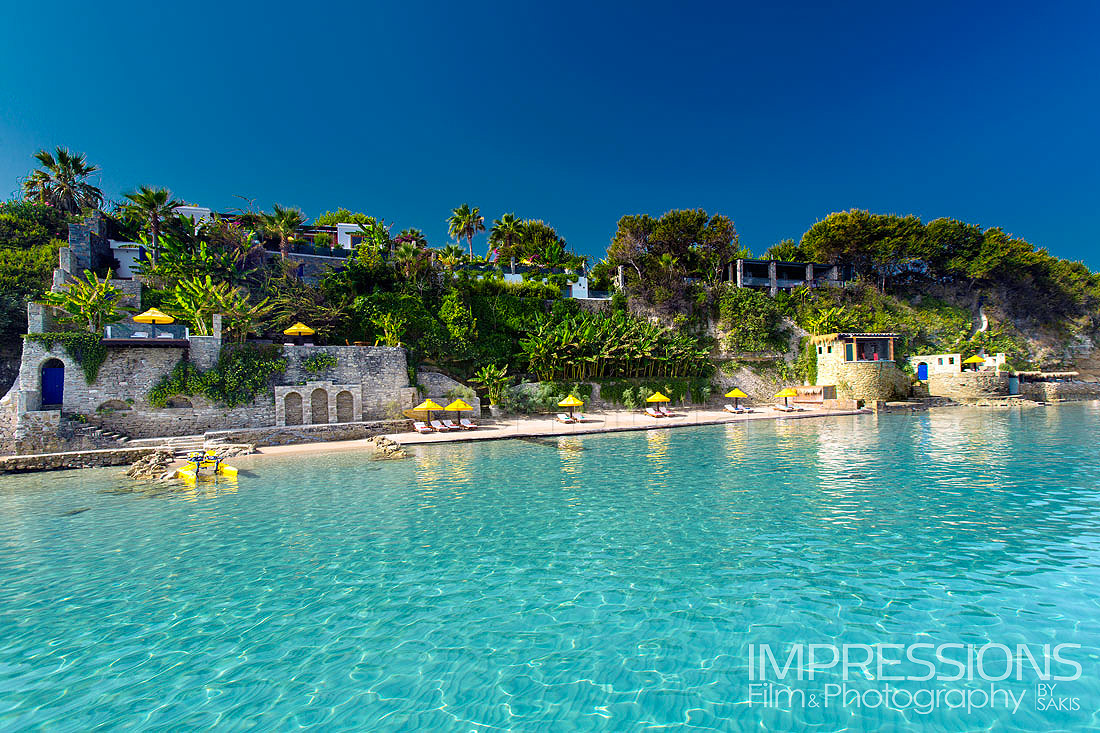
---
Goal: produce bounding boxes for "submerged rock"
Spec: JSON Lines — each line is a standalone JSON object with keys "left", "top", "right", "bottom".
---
{"left": 126, "top": 449, "right": 175, "bottom": 480}
{"left": 366, "top": 435, "right": 408, "bottom": 460}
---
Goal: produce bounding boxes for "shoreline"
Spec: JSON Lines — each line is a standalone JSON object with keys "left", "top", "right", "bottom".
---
{"left": 236, "top": 405, "right": 872, "bottom": 462}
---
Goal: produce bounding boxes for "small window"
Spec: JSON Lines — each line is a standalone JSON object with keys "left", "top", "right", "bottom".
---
{"left": 817, "top": 346, "right": 823, "bottom": 355}
{"left": 949, "top": 357, "right": 955, "bottom": 364}
{"left": 937, "top": 358, "right": 943, "bottom": 365}
{"left": 827, "top": 345, "right": 833, "bottom": 354}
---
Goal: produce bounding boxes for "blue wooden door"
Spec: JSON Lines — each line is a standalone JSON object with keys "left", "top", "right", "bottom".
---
{"left": 41, "top": 364, "right": 64, "bottom": 406}
{"left": 917, "top": 362, "right": 928, "bottom": 380}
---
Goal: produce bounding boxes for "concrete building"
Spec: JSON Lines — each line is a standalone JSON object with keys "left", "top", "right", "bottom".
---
{"left": 813, "top": 332, "right": 910, "bottom": 403}
{"left": 728, "top": 259, "right": 852, "bottom": 296}
{"left": 908, "top": 352, "right": 1007, "bottom": 380}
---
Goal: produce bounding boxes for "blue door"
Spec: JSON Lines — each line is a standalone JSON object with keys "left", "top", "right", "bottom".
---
{"left": 917, "top": 362, "right": 928, "bottom": 380}
{"left": 41, "top": 360, "right": 64, "bottom": 407}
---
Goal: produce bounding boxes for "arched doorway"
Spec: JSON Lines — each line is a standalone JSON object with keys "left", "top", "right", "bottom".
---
{"left": 41, "top": 359, "right": 64, "bottom": 408}
{"left": 284, "top": 392, "right": 303, "bottom": 425}
{"left": 336, "top": 391, "right": 354, "bottom": 422}
{"left": 311, "top": 388, "right": 329, "bottom": 424}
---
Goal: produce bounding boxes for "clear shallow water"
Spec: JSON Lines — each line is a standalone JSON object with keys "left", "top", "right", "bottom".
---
{"left": 2, "top": 406, "right": 1100, "bottom": 731}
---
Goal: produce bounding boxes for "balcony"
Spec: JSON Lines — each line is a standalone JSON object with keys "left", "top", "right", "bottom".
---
{"left": 103, "top": 322, "right": 190, "bottom": 347}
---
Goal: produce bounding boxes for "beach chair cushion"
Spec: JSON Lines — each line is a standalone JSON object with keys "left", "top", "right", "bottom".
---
{"left": 430, "top": 420, "right": 450, "bottom": 431}
{"left": 413, "top": 421, "right": 433, "bottom": 433}
{"left": 441, "top": 419, "right": 459, "bottom": 429}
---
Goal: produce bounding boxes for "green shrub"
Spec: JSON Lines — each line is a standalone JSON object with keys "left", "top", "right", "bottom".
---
{"left": 25, "top": 332, "right": 107, "bottom": 383}
{"left": 716, "top": 285, "right": 787, "bottom": 352}
{"left": 149, "top": 345, "right": 287, "bottom": 408}
{"left": 303, "top": 352, "right": 338, "bottom": 373}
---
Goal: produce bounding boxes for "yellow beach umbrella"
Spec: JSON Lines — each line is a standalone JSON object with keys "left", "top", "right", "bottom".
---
{"left": 411, "top": 398, "right": 444, "bottom": 422}
{"left": 775, "top": 387, "right": 797, "bottom": 407}
{"left": 963, "top": 355, "right": 985, "bottom": 371}
{"left": 646, "top": 391, "right": 670, "bottom": 403}
{"left": 444, "top": 399, "right": 473, "bottom": 412}
{"left": 725, "top": 387, "right": 748, "bottom": 408}
{"left": 558, "top": 394, "right": 584, "bottom": 417}
{"left": 283, "top": 322, "right": 316, "bottom": 336}
{"left": 133, "top": 308, "right": 174, "bottom": 338}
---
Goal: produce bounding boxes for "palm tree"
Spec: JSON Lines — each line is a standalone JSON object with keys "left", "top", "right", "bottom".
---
{"left": 122, "top": 186, "right": 183, "bottom": 264}
{"left": 261, "top": 204, "right": 306, "bottom": 258}
{"left": 489, "top": 213, "right": 524, "bottom": 261}
{"left": 437, "top": 243, "right": 466, "bottom": 273}
{"left": 22, "top": 147, "right": 103, "bottom": 214}
{"left": 447, "top": 203, "right": 485, "bottom": 257}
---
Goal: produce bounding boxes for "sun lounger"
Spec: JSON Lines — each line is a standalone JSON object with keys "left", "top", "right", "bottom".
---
{"left": 658, "top": 405, "right": 674, "bottom": 417}
{"left": 556, "top": 413, "right": 576, "bottom": 423}
{"left": 725, "top": 404, "right": 748, "bottom": 414}
{"left": 441, "top": 419, "right": 460, "bottom": 430}
{"left": 430, "top": 419, "right": 450, "bottom": 431}
{"left": 773, "top": 404, "right": 795, "bottom": 412}
{"left": 157, "top": 332, "right": 175, "bottom": 338}
{"left": 459, "top": 418, "right": 477, "bottom": 429}
{"left": 131, "top": 331, "right": 149, "bottom": 339}
{"left": 573, "top": 413, "right": 586, "bottom": 422}
{"left": 645, "top": 407, "right": 663, "bottom": 418}
{"left": 413, "top": 421, "right": 434, "bottom": 433}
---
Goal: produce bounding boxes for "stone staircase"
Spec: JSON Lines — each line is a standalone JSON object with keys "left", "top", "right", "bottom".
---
{"left": 125, "top": 434, "right": 207, "bottom": 458}
{"left": 59, "top": 415, "right": 131, "bottom": 450}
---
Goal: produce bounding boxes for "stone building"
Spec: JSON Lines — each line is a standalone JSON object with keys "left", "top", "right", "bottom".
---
{"left": 0, "top": 212, "right": 433, "bottom": 454}
{"left": 813, "top": 332, "right": 910, "bottom": 403}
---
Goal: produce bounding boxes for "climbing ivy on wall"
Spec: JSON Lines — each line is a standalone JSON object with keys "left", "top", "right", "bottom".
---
{"left": 24, "top": 332, "right": 107, "bottom": 383}
{"left": 302, "top": 352, "right": 338, "bottom": 373}
{"left": 149, "top": 344, "right": 287, "bottom": 408}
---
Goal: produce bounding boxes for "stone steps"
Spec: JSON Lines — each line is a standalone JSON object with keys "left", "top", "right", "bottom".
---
{"left": 125, "top": 434, "right": 207, "bottom": 457}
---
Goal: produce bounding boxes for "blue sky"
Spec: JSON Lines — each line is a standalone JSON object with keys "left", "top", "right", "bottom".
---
{"left": 2, "top": 1, "right": 1098, "bottom": 266}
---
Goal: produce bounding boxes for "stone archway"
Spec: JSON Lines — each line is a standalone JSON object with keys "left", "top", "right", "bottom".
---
{"left": 310, "top": 388, "right": 329, "bottom": 424}
{"left": 336, "top": 390, "right": 354, "bottom": 422}
{"left": 284, "top": 392, "right": 303, "bottom": 425}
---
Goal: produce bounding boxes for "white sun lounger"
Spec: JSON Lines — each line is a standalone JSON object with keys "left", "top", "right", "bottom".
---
{"left": 430, "top": 419, "right": 450, "bottom": 431}
{"left": 773, "top": 404, "right": 796, "bottom": 412}
{"left": 413, "top": 421, "right": 434, "bottom": 433}
{"left": 556, "top": 413, "right": 576, "bottom": 424}
{"left": 724, "top": 404, "right": 746, "bottom": 414}
{"left": 459, "top": 418, "right": 477, "bottom": 429}
{"left": 645, "top": 407, "right": 663, "bottom": 418}
{"left": 441, "top": 419, "right": 460, "bottom": 430}
{"left": 658, "top": 405, "right": 674, "bottom": 417}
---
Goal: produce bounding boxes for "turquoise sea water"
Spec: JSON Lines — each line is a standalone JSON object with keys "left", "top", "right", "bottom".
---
{"left": 2, "top": 406, "right": 1100, "bottom": 731}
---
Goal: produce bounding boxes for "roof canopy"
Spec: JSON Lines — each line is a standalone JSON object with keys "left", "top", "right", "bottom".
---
{"left": 811, "top": 332, "right": 900, "bottom": 344}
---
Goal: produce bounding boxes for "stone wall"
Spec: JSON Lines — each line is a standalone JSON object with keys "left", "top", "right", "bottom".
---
{"left": 280, "top": 345, "right": 416, "bottom": 419}
{"left": 416, "top": 370, "right": 482, "bottom": 416}
{"left": 204, "top": 419, "right": 412, "bottom": 447}
{"left": 927, "top": 372, "right": 1009, "bottom": 402}
{"left": 1018, "top": 381, "right": 1100, "bottom": 402}
{"left": 817, "top": 359, "right": 910, "bottom": 402}
{"left": 0, "top": 446, "right": 160, "bottom": 473}
{"left": 87, "top": 400, "right": 275, "bottom": 439}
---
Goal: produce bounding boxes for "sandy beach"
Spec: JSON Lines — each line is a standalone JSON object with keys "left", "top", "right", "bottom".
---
{"left": 241, "top": 405, "right": 869, "bottom": 461}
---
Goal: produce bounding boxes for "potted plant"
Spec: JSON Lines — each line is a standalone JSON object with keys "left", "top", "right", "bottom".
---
{"left": 470, "top": 363, "right": 509, "bottom": 417}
